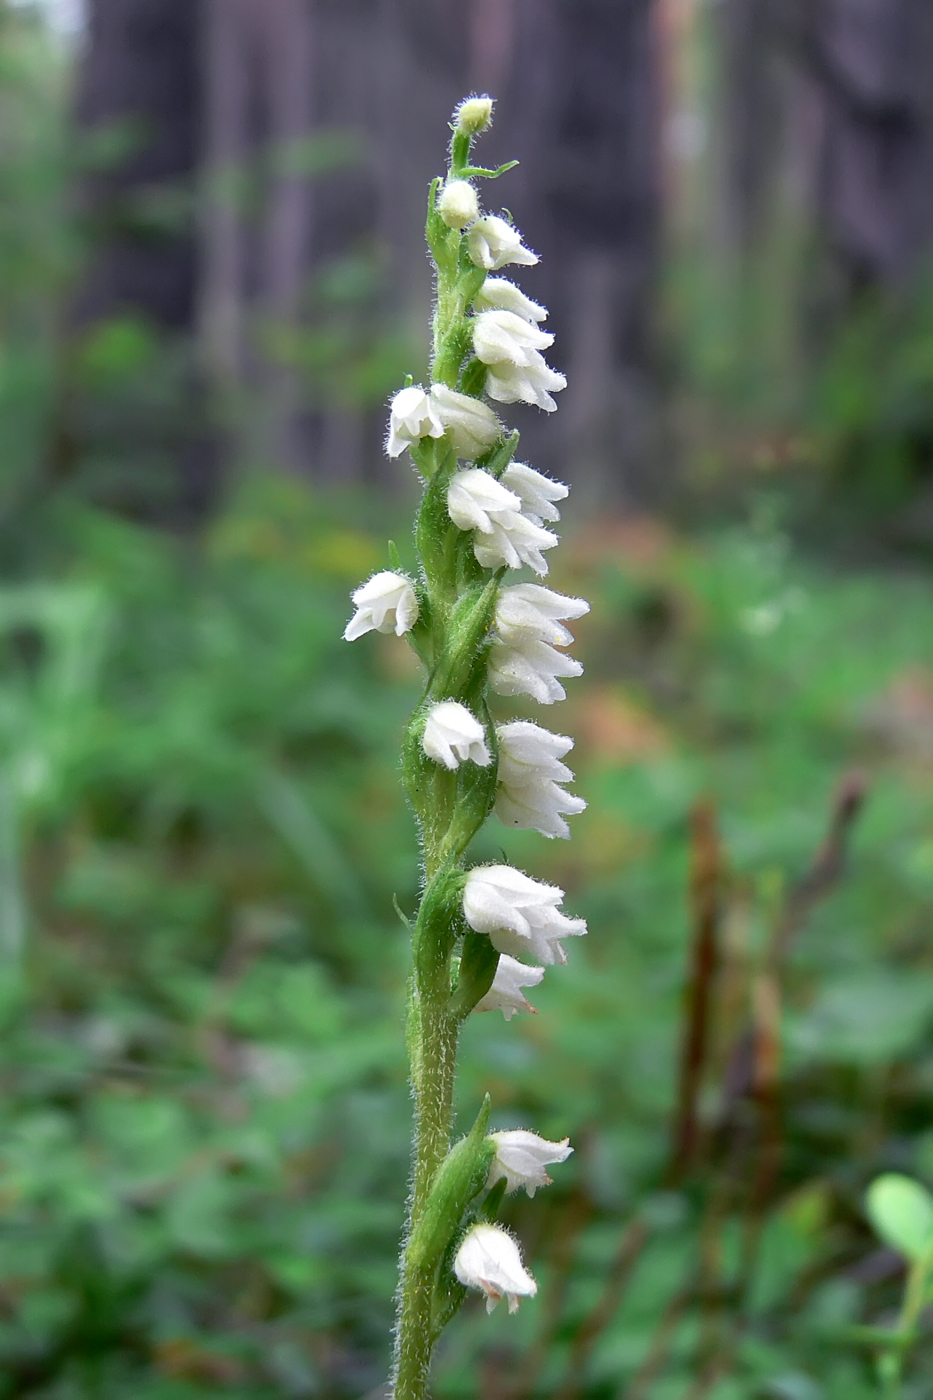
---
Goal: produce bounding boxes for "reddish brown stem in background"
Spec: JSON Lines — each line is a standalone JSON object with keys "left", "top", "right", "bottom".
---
{"left": 670, "top": 800, "right": 723, "bottom": 1179}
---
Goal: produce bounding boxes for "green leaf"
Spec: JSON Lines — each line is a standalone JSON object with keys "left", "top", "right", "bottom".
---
{"left": 866, "top": 1174, "right": 933, "bottom": 1262}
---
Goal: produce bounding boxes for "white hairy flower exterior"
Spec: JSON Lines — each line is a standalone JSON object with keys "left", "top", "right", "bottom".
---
{"left": 474, "top": 277, "right": 547, "bottom": 323}
{"left": 453, "top": 1224, "right": 537, "bottom": 1314}
{"left": 467, "top": 215, "right": 538, "bottom": 271}
{"left": 500, "top": 463, "right": 568, "bottom": 525}
{"left": 489, "top": 584, "right": 589, "bottom": 704}
{"left": 386, "top": 385, "right": 445, "bottom": 458}
{"left": 447, "top": 468, "right": 558, "bottom": 575}
{"left": 462, "top": 865, "right": 587, "bottom": 966}
{"left": 473, "top": 954, "right": 545, "bottom": 1020}
{"left": 430, "top": 384, "right": 501, "bottom": 459}
{"left": 495, "top": 720, "right": 586, "bottom": 839}
{"left": 343, "top": 571, "right": 419, "bottom": 641}
{"left": 438, "top": 179, "right": 480, "bottom": 229}
{"left": 422, "top": 701, "right": 491, "bottom": 771}
{"left": 485, "top": 357, "right": 567, "bottom": 413}
{"left": 454, "top": 95, "right": 494, "bottom": 134}
{"left": 488, "top": 1130, "right": 573, "bottom": 1197}
{"left": 473, "top": 309, "right": 555, "bottom": 368}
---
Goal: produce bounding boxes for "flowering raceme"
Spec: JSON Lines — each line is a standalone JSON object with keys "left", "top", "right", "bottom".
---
{"left": 344, "top": 98, "right": 589, "bottom": 1397}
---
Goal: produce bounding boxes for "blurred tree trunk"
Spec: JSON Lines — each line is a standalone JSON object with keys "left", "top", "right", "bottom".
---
{"left": 77, "top": 0, "right": 664, "bottom": 501}
{"left": 770, "top": 0, "right": 933, "bottom": 292}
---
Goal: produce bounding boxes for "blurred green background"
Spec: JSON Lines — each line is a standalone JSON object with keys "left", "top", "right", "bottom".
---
{"left": 2, "top": 3, "right": 933, "bottom": 1398}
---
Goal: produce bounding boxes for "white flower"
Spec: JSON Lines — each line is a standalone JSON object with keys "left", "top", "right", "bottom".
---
{"left": 386, "top": 385, "right": 445, "bottom": 458}
{"left": 467, "top": 215, "right": 538, "bottom": 271}
{"left": 495, "top": 720, "right": 586, "bottom": 838}
{"left": 489, "top": 585, "right": 589, "bottom": 704}
{"left": 496, "top": 584, "right": 590, "bottom": 646}
{"left": 430, "top": 384, "right": 501, "bottom": 459}
{"left": 500, "top": 463, "right": 568, "bottom": 525}
{"left": 447, "top": 469, "right": 558, "bottom": 575}
{"left": 438, "top": 179, "right": 480, "bottom": 229}
{"left": 422, "top": 701, "right": 491, "bottom": 771}
{"left": 453, "top": 1224, "right": 537, "bottom": 1314}
{"left": 473, "top": 309, "right": 554, "bottom": 369}
{"left": 463, "top": 865, "right": 587, "bottom": 966}
{"left": 455, "top": 95, "right": 494, "bottom": 135}
{"left": 473, "top": 954, "right": 545, "bottom": 1020}
{"left": 488, "top": 1130, "right": 573, "bottom": 1197}
{"left": 489, "top": 637, "right": 582, "bottom": 705}
{"left": 343, "top": 571, "right": 419, "bottom": 641}
{"left": 486, "top": 357, "right": 567, "bottom": 413}
{"left": 474, "top": 277, "right": 547, "bottom": 324}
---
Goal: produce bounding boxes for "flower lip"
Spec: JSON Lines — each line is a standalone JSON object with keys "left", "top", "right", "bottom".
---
{"left": 453, "top": 1223, "right": 537, "bottom": 1314}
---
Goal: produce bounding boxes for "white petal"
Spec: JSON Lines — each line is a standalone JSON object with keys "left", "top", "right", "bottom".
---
{"left": 453, "top": 1225, "right": 537, "bottom": 1312}
{"left": 473, "top": 954, "right": 545, "bottom": 1020}
{"left": 474, "top": 278, "right": 548, "bottom": 324}
{"left": 422, "top": 701, "right": 490, "bottom": 770}
{"left": 488, "top": 1130, "right": 573, "bottom": 1197}
{"left": 501, "top": 463, "right": 569, "bottom": 525}
{"left": 447, "top": 469, "right": 521, "bottom": 534}
{"left": 430, "top": 385, "right": 501, "bottom": 459}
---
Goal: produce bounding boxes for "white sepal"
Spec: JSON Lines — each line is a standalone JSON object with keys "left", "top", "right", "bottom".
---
{"left": 438, "top": 179, "right": 480, "bottom": 229}
{"left": 474, "top": 277, "right": 547, "bottom": 324}
{"left": 453, "top": 1224, "right": 537, "bottom": 1314}
{"left": 467, "top": 215, "right": 538, "bottom": 271}
{"left": 500, "top": 463, "right": 568, "bottom": 525}
{"left": 430, "top": 385, "right": 501, "bottom": 459}
{"left": 422, "top": 701, "right": 491, "bottom": 771}
{"left": 488, "top": 1130, "right": 573, "bottom": 1198}
{"left": 495, "top": 720, "right": 586, "bottom": 838}
{"left": 462, "top": 864, "right": 587, "bottom": 966}
{"left": 343, "top": 572, "right": 419, "bottom": 641}
{"left": 473, "top": 954, "right": 545, "bottom": 1020}
{"left": 386, "top": 385, "right": 445, "bottom": 458}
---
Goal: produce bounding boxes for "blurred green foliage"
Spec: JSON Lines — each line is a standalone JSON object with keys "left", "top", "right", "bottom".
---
{"left": 0, "top": 488, "right": 931, "bottom": 1399}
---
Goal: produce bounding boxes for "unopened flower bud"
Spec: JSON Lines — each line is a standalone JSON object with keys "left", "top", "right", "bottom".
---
{"left": 453, "top": 1223, "right": 536, "bottom": 1314}
{"left": 438, "top": 180, "right": 480, "bottom": 229}
{"left": 488, "top": 1130, "right": 573, "bottom": 1197}
{"left": 454, "top": 95, "right": 494, "bottom": 135}
{"left": 422, "top": 701, "right": 491, "bottom": 771}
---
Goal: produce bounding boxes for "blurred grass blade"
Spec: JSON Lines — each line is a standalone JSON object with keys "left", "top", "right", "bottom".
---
{"left": 256, "top": 768, "right": 368, "bottom": 917}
